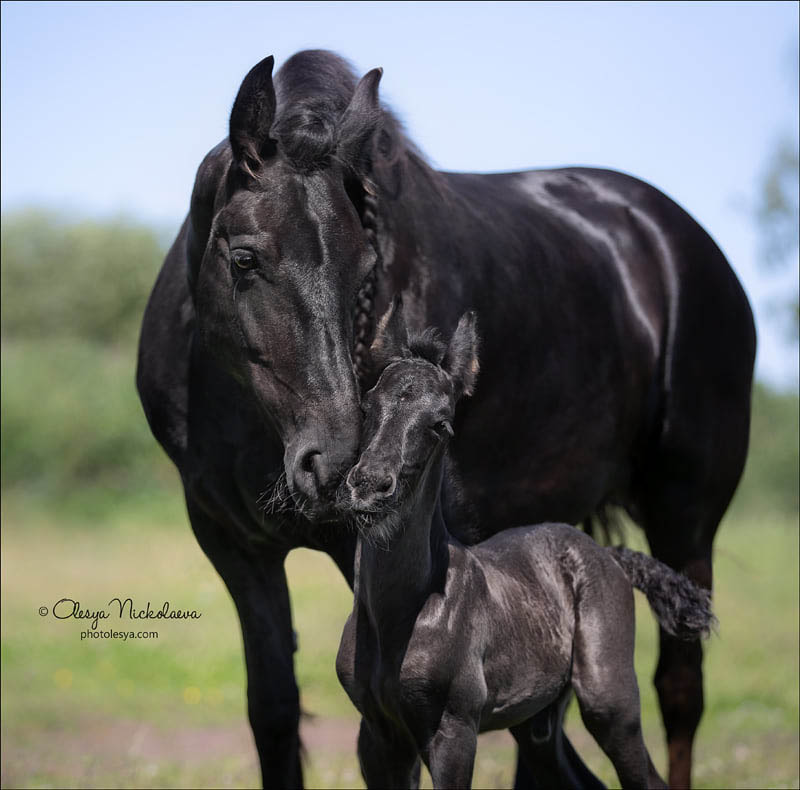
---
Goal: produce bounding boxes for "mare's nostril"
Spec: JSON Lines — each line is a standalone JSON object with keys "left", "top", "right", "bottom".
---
{"left": 288, "top": 432, "right": 359, "bottom": 509}
{"left": 300, "top": 450, "right": 320, "bottom": 475}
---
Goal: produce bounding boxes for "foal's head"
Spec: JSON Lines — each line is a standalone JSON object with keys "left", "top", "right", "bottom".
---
{"left": 339, "top": 298, "right": 479, "bottom": 536}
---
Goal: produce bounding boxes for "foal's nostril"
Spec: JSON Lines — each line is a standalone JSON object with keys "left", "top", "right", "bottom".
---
{"left": 376, "top": 474, "right": 395, "bottom": 495}
{"left": 346, "top": 466, "right": 363, "bottom": 490}
{"left": 346, "top": 465, "right": 394, "bottom": 502}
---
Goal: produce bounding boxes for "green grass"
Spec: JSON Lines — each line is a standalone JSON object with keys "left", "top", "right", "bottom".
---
{"left": 1, "top": 496, "right": 797, "bottom": 789}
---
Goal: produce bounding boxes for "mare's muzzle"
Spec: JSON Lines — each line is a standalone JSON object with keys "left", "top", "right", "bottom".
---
{"left": 285, "top": 419, "right": 360, "bottom": 516}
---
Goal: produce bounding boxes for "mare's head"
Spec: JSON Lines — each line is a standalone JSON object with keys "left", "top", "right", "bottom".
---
{"left": 191, "top": 51, "right": 406, "bottom": 520}
{"left": 339, "top": 298, "right": 479, "bottom": 535}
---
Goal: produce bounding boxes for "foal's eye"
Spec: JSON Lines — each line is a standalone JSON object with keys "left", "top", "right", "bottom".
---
{"left": 431, "top": 420, "right": 453, "bottom": 438}
{"left": 231, "top": 250, "right": 257, "bottom": 270}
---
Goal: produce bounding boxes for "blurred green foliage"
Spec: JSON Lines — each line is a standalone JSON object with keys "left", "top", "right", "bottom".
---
{"left": 1, "top": 210, "right": 798, "bottom": 522}
{"left": 1, "top": 210, "right": 177, "bottom": 517}
{"left": 755, "top": 51, "right": 799, "bottom": 335}
{"left": 0, "top": 338, "right": 180, "bottom": 518}
{"left": 733, "top": 381, "right": 800, "bottom": 518}
{"left": 1, "top": 209, "right": 164, "bottom": 345}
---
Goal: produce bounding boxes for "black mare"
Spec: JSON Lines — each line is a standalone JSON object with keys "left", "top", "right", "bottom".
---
{"left": 336, "top": 302, "right": 715, "bottom": 790}
{"left": 137, "top": 50, "right": 756, "bottom": 788}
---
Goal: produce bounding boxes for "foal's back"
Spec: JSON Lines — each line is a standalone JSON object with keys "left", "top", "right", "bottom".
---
{"left": 468, "top": 523, "right": 635, "bottom": 729}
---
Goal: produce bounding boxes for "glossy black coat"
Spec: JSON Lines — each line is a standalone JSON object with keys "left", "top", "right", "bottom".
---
{"left": 337, "top": 308, "right": 714, "bottom": 790}
{"left": 137, "top": 50, "right": 756, "bottom": 788}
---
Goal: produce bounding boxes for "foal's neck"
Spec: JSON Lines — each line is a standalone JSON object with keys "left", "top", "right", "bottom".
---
{"left": 356, "top": 453, "right": 450, "bottom": 648}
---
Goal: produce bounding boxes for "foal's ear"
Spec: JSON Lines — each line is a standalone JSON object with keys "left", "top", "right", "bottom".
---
{"left": 229, "top": 55, "right": 277, "bottom": 177}
{"left": 444, "top": 311, "right": 480, "bottom": 398}
{"left": 370, "top": 295, "right": 409, "bottom": 374}
{"left": 337, "top": 68, "right": 383, "bottom": 182}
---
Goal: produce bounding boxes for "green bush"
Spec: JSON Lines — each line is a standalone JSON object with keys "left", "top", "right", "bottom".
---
{"left": 1, "top": 210, "right": 176, "bottom": 518}
{"left": 0, "top": 338, "right": 178, "bottom": 515}
{"left": 732, "top": 382, "right": 800, "bottom": 518}
{"left": 1, "top": 209, "right": 164, "bottom": 345}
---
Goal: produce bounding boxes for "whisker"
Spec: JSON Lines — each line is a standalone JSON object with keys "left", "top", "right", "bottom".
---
{"left": 258, "top": 471, "right": 301, "bottom": 518}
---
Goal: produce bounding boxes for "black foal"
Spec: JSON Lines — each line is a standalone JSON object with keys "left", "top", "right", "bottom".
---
{"left": 335, "top": 299, "right": 715, "bottom": 790}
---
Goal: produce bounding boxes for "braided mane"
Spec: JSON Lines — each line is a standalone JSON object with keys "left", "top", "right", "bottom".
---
{"left": 353, "top": 192, "right": 381, "bottom": 382}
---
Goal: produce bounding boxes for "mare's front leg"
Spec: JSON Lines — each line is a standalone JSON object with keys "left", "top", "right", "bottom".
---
{"left": 358, "top": 716, "right": 421, "bottom": 789}
{"left": 423, "top": 712, "right": 478, "bottom": 790}
{"left": 187, "top": 501, "right": 302, "bottom": 789}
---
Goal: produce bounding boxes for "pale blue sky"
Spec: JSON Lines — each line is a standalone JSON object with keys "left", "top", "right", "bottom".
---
{"left": 1, "top": 1, "right": 798, "bottom": 387}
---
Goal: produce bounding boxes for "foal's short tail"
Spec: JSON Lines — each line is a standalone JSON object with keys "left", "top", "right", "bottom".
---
{"left": 607, "top": 547, "right": 717, "bottom": 640}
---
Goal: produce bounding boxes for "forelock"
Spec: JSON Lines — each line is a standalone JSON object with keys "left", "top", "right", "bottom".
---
{"left": 270, "top": 50, "right": 410, "bottom": 176}
{"left": 272, "top": 107, "right": 335, "bottom": 172}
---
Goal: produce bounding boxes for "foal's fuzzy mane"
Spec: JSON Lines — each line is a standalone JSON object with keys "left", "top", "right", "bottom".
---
{"left": 407, "top": 328, "right": 447, "bottom": 366}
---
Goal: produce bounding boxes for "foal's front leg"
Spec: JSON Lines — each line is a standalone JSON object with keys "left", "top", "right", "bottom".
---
{"left": 424, "top": 712, "right": 479, "bottom": 790}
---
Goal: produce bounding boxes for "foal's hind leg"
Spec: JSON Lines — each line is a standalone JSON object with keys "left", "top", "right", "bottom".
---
{"left": 571, "top": 570, "right": 666, "bottom": 789}
{"left": 511, "top": 690, "right": 605, "bottom": 790}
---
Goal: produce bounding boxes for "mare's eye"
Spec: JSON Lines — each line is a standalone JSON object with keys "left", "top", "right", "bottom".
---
{"left": 431, "top": 420, "right": 453, "bottom": 438}
{"left": 231, "top": 250, "right": 257, "bottom": 270}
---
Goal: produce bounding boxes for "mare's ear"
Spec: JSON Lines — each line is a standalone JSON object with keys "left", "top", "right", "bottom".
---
{"left": 229, "top": 55, "right": 277, "bottom": 177}
{"left": 443, "top": 311, "right": 480, "bottom": 399}
{"left": 369, "top": 295, "right": 409, "bottom": 376}
{"left": 337, "top": 68, "right": 383, "bottom": 184}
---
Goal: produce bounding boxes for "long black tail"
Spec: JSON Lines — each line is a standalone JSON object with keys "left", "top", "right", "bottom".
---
{"left": 607, "top": 547, "right": 716, "bottom": 640}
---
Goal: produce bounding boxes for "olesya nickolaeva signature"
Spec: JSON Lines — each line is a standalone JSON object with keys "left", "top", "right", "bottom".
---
{"left": 45, "top": 598, "right": 202, "bottom": 630}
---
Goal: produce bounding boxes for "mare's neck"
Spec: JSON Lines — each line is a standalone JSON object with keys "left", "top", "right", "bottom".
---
{"left": 379, "top": 155, "right": 464, "bottom": 273}
{"left": 355, "top": 452, "right": 450, "bottom": 648}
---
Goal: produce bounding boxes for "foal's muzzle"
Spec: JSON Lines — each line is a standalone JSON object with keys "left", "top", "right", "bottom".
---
{"left": 344, "top": 462, "right": 397, "bottom": 510}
